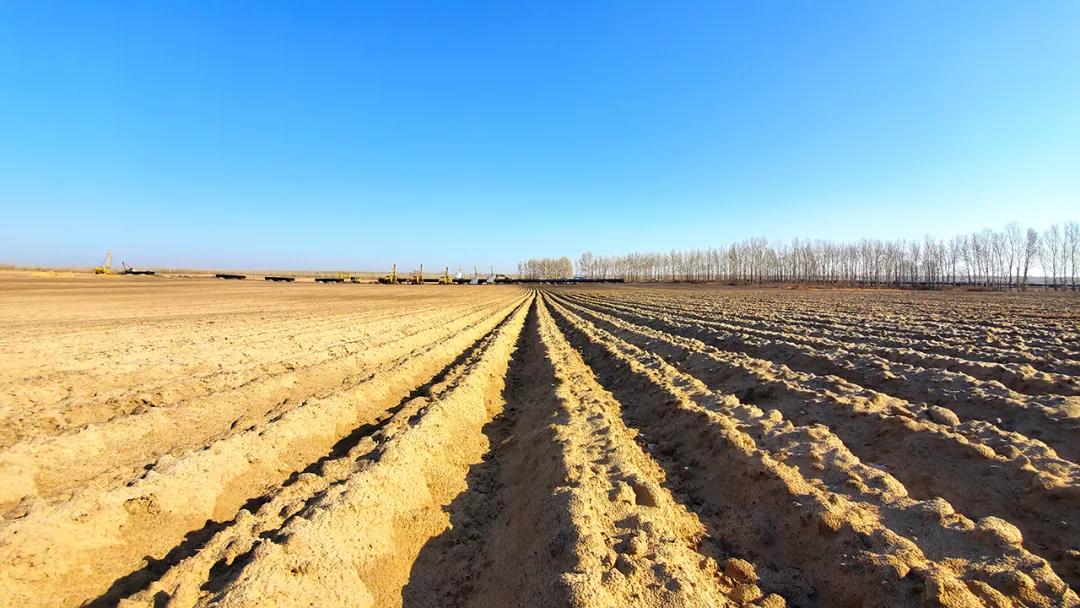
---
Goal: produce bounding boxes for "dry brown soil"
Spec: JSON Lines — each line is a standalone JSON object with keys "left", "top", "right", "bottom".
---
{"left": 1, "top": 273, "right": 1077, "bottom": 607}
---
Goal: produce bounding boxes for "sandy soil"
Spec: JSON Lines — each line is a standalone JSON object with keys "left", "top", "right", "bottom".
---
{"left": 0, "top": 273, "right": 1077, "bottom": 607}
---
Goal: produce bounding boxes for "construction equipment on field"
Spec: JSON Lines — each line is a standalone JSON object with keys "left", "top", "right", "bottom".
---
{"left": 94, "top": 251, "right": 114, "bottom": 275}
{"left": 126, "top": 269, "right": 156, "bottom": 275}
{"left": 317, "top": 271, "right": 362, "bottom": 283}
{"left": 374, "top": 262, "right": 625, "bottom": 286}
{"left": 409, "top": 264, "right": 425, "bottom": 285}
{"left": 94, "top": 251, "right": 155, "bottom": 275}
{"left": 119, "top": 262, "right": 155, "bottom": 275}
{"left": 378, "top": 264, "right": 402, "bottom": 284}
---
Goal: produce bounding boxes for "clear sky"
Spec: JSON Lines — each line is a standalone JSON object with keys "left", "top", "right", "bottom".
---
{"left": 1, "top": 2, "right": 1078, "bottom": 271}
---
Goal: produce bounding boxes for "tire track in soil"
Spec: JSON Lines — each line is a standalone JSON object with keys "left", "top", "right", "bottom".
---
{"left": 546, "top": 293, "right": 1077, "bottom": 607}
{"left": 548, "top": 292, "right": 1080, "bottom": 592}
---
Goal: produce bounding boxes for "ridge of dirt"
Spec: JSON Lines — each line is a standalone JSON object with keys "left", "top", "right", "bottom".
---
{"left": 558, "top": 292, "right": 1080, "bottom": 462}
{"left": 0, "top": 292, "right": 528, "bottom": 607}
{"left": 546, "top": 294, "right": 1076, "bottom": 606}
{"left": 1, "top": 278, "right": 1077, "bottom": 608}
{"left": 143, "top": 297, "right": 532, "bottom": 607}
{"left": 551, "top": 290, "right": 1080, "bottom": 592}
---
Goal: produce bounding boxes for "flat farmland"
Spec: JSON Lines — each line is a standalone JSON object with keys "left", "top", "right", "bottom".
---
{"left": 1, "top": 275, "right": 1078, "bottom": 607}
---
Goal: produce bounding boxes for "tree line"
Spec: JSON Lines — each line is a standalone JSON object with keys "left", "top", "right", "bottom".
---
{"left": 517, "top": 256, "right": 574, "bottom": 280}
{"left": 566, "top": 222, "right": 1079, "bottom": 289}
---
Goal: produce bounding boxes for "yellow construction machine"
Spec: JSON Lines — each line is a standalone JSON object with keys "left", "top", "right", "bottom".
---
{"left": 409, "top": 264, "right": 425, "bottom": 285}
{"left": 379, "top": 263, "right": 454, "bottom": 285}
{"left": 379, "top": 264, "right": 402, "bottom": 284}
{"left": 94, "top": 251, "right": 114, "bottom": 275}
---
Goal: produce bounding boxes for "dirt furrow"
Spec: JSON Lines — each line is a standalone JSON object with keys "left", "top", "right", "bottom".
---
{"left": 526, "top": 295, "right": 768, "bottom": 607}
{"left": 112, "top": 296, "right": 534, "bottom": 608}
{"left": 119, "top": 297, "right": 532, "bottom": 608}
{"left": 0, "top": 295, "right": 528, "bottom": 608}
{"left": 549, "top": 292, "right": 1080, "bottom": 591}
{"left": 569, "top": 292, "right": 1080, "bottom": 396}
{"left": 731, "top": 300, "right": 1080, "bottom": 360}
{"left": 697, "top": 296, "right": 1073, "bottom": 349}
{"left": 318, "top": 295, "right": 769, "bottom": 608}
{"left": 547, "top": 293, "right": 1077, "bottom": 607}
{"left": 0, "top": 297, "right": 496, "bottom": 450}
{"left": 585, "top": 291, "right": 1080, "bottom": 381}
{"left": 1, "top": 298, "right": 434, "bottom": 376}
{"left": 400, "top": 299, "right": 585, "bottom": 607}
{"left": 572, "top": 290, "right": 1080, "bottom": 378}
{"left": 0, "top": 298, "right": 494, "bottom": 445}
{"left": 0, "top": 296, "right": 519, "bottom": 510}
{"left": 608, "top": 287, "right": 1079, "bottom": 348}
{"left": 560, "top": 292, "right": 1080, "bottom": 463}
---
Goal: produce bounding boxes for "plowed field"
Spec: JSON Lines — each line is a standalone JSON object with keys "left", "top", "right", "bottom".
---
{"left": 1, "top": 276, "right": 1077, "bottom": 607}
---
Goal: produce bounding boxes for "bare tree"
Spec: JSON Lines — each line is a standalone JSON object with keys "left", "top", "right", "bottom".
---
{"left": 556, "top": 220, "right": 1074, "bottom": 290}
{"left": 1042, "top": 224, "right": 1062, "bottom": 289}
{"left": 576, "top": 252, "right": 594, "bottom": 278}
{"left": 518, "top": 257, "right": 574, "bottom": 279}
{"left": 1021, "top": 228, "right": 1039, "bottom": 289}
{"left": 1066, "top": 222, "right": 1079, "bottom": 291}
{"left": 1004, "top": 222, "right": 1022, "bottom": 288}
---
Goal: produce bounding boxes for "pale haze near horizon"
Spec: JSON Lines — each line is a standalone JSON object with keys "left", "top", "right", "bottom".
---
{"left": 1, "top": 2, "right": 1077, "bottom": 272}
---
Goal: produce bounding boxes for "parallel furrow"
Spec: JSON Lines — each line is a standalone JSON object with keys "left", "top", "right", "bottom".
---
{"left": 407, "top": 298, "right": 771, "bottom": 607}
{"left": 0, "top": 295, "right": 528, "bottom": 608}
{"left": 0, "top": 296, "right": 521, "bottom": 510}
{"left": 121, "top": 297, "right": 531, "bottom": 608}
{"left": 560, "top": 292, "right": 1080, "bottom": 463}
{"left": 575, "top": 290, "right": 1080, "bottom": 379}
{"left": 549, "top": 292, "right": 1080, "bottom": 591}
{"left": 571, "top": 293, "right": 1080, "bottom": 394}
{"left": 0, "top": 298, "right": 497, "bottom": 444}
{"left": 546, "top": 293, "right": 1077, "bottom": 607}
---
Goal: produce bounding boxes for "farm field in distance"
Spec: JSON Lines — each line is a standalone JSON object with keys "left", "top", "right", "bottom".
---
{"left": 0, "top": 272, "right": 1078, "bottom": 607}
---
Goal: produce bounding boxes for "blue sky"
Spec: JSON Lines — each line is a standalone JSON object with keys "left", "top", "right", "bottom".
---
{"left": 1, "top": 1, "right": 1078, "bottom": 270}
